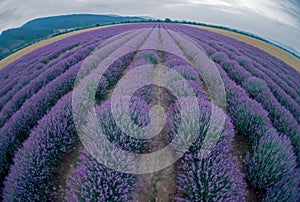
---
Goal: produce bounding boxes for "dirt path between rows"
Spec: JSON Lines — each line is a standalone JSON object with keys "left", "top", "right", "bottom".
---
{"left": 51, "top": 28, "right": 153, "bottom": 201}
{"left": 51, "top": 56, "right": 138, "bottom": 202}
{"left": 52, "top": 141, "right": 83, "bottom": 202}
{"left": 132, "top": 50, "right": 177, "bottom": 202}
{"left": 231, "top": 133, "right": 260, "bottom": 202}
{"left": 165, "top": 27, "right": 257, "bottom": 202}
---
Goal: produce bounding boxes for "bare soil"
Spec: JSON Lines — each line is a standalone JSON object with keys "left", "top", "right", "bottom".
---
{"left": 231, "top": 133, "right": 260, "bottom": 202}
{"left": 168, "top": 28, "right": 261, "bottom": 202}
{"left": 52, "top": 141, "right": 83, "bottom": 202}
{"left": 50, "top": 31, "right": 143, "bottom": 201}
{"left": 132, "top": 56, "right": 177, "bottom": 202}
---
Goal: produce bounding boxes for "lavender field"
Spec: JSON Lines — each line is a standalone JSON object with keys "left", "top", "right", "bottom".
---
{"left": 0, "top": 23, "right": 299, "bottom": 201}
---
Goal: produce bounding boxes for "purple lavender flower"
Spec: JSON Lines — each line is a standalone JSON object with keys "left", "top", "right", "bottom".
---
{"left": 64, "top": 149, "right": 136, "bottom": 202}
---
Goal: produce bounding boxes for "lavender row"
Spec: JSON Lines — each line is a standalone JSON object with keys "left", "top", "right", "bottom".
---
{"left": 160, "top": 46, "right": 246, "bottom": 201}
{"left": 99, "top": 50, "right": 161, "bottom": 105}
{"left": 0, "top": 26, "right": 152, "bottom": 199}
{"left": 0, "top": 23, "right": 150, "bottom": 140}
{"left": 161, "top": 28, "right": 205, "bottom": 93}
{"left": 0, "top": 26, "right": 143, "bottom": 178}
{"left": 164, "top": 54, "right": 203, "bottom": 87}
{"left": 162, "top": 51, "right": 206, "bottom": 102}
{"left": 1, "top": 22, "right": 298, "bottom": 201}
{"left": 39, "top": 43, "right": 80, "bottom": 65}
{"left": 96, "top": 98, "right": 148, "bottom": 152}
{"left": 65, "top": 52, "right": 206, "bottom": 200}
{"left": 64, "top": 149, "right": 136, "bottom": 201}
{"left": 0, "top": 63, "right": 46, "bottom": 111}
{"left": 245, "top": 131, "right": 299, "bottom": 201}
{"left": 0, "top": 45, "right": 93, "bottom": 128}
{"left": 70, "top": 27, "right": 153, "bottom": 149}
{"left": 63, "top": 93, "right": 155, "bottom": 201}
{"left": 215, "top": 62, "right": 272, "bottom": 142}
{"left": 0, "top": 23, "right": 154, "bottom": 199}
{"left": 162, "top": 23, "right": 298, "bottom": 159}
{"left": 234, "top": 42, "right": 300, "bottom": 91}
{"left": 217, "top": 65, "right": 299, "bottom": 201}
{"left": 206, "top": 36, "right": 300, "bottom": 125}
{"left": 0, "top": 24, "right": 127, "bottom": 81}
{"left": 0, "top": 27, "right": 126, "bottom": 115}
{"left": 204, "top": 37, "right": 300, "bottom": 98}
{"left": 169, "top": 24, "right": 300, "bottom": 100}
{"left": 163, "top": 54, "right": 207, "bottom": 131}
{"left": 170, "top": 25, "right": 300, "bottom": 117}
{"left": 132, "top": 49, "right": 160, "bottom": 68}
{"left": 75, "top": 49, "right": 170, "bottom": 171}
{"left": 210, "top": 52, "right": 300, "bottom": 162}
{"left": 167, "top": 25, "right": 228, "bottom": 108}
{"left": 0, "top": 33, "right": 105, "bottom": 113}
{"left": 243, "top": 77, "right": 300, "bottom": 160}
{"left": 94, "top": 31, "right": 156, "bottom": 101}
{"left": 218, "top": 54, "right": 299, "bottom": 157}
{"left": 0, "top": 80, "right": 17, "bottom": 102}
{"left": 227, "top": 33, "right": 299, "bottom": 99}
{"left": 0, "top": 62, "right": 42, "bottom": 100}
{"left": 237, "top": 56, "right": 300, "bottom": 104}
{"left": 175, "top": 118, "right": 246, "bottom": 201}
{"left": 164, "top": 69, "right": 245, "bottom": 200}
{"left": 0, "top": 61, "right": 82, "bottom": 187}
{"left": 128, "top": 49, "right": 162, "bottom": 103}
{"left": 0, "top": 26, "right": 151, "bottom": 188}
{"left": 237, "top": 54, "right": 300, "bottom": 118}
{"left": 223, "top": 28, "right": 299, "bottom": 87}
{"left": 2, "top": 94, "right": 77, "bottom": 201}
{"left": 0, "top": 23, "right": 148, "bottom": 98}
{"left": 139, "top": 26, "right": 159, "bottom": 50}
{"left": 208, "top": 40, "right": 300, "bottom": 98}
{"left": 73, "top": 27, "right": 150, "bottom": 84}
{"left": 95, "top": 52, "right": 162, "bottom": 150}
{"left": 0, "top": 39, "right": 80, "bottom": 84}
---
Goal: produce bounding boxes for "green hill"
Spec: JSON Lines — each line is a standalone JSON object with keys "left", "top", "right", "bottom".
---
{"left": 0, "top": 14, "right": 145, "bottom": 60}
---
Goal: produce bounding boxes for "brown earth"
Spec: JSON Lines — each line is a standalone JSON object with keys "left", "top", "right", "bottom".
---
{"left": 132, "top": 65, "right": 177, "bottom": 202}
{"left": 230, "top": 133, "right": 260, "bottom": 202}
{"left": 132, "top": 33, "right": 177, "bottom": 201}
{"left": 52, "top": 142, "right": 83, "bottom": 202}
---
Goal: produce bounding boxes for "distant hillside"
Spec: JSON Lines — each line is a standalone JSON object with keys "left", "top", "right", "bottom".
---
{"left": 0, "top": 14, "right": 145, "bottom": 60}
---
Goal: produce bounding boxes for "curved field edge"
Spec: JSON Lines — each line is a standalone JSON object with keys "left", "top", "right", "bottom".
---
{"left": 187, "top": 24, "right": 300, "bottom": 72}
{"left": 0, "top": 24, "right": 117, "bottom": 70}
{"left": 1, "top": 22, "right": 299, "bottom": 72}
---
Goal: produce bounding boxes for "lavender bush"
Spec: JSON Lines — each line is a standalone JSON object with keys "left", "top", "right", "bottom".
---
{"left": 3, "top": 94, "right": 77, "bottom": 201}
{"left": 176, "top": 118, "right": 246, "bottom": 201}
{"left": 97, "top": 98, "right": 148, "bottom": 153}
{"left": 0, "top": 28, "right": 147, "bottom": 190}
{"left": 245, "top": 132, "right": 299, "bottom": 201}
{"left": 0, "top": 46, "right": 92, "bottom": 127}
{"left": 64, "top": 149, "right": 136, "bottom": 202}
{"left": 244, "top": 77, "right": 300, "bottom": 162}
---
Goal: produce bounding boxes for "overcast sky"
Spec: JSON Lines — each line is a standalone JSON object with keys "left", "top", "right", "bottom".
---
{"left": 0, "top": 0, "right": 299, "bottom": 55}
